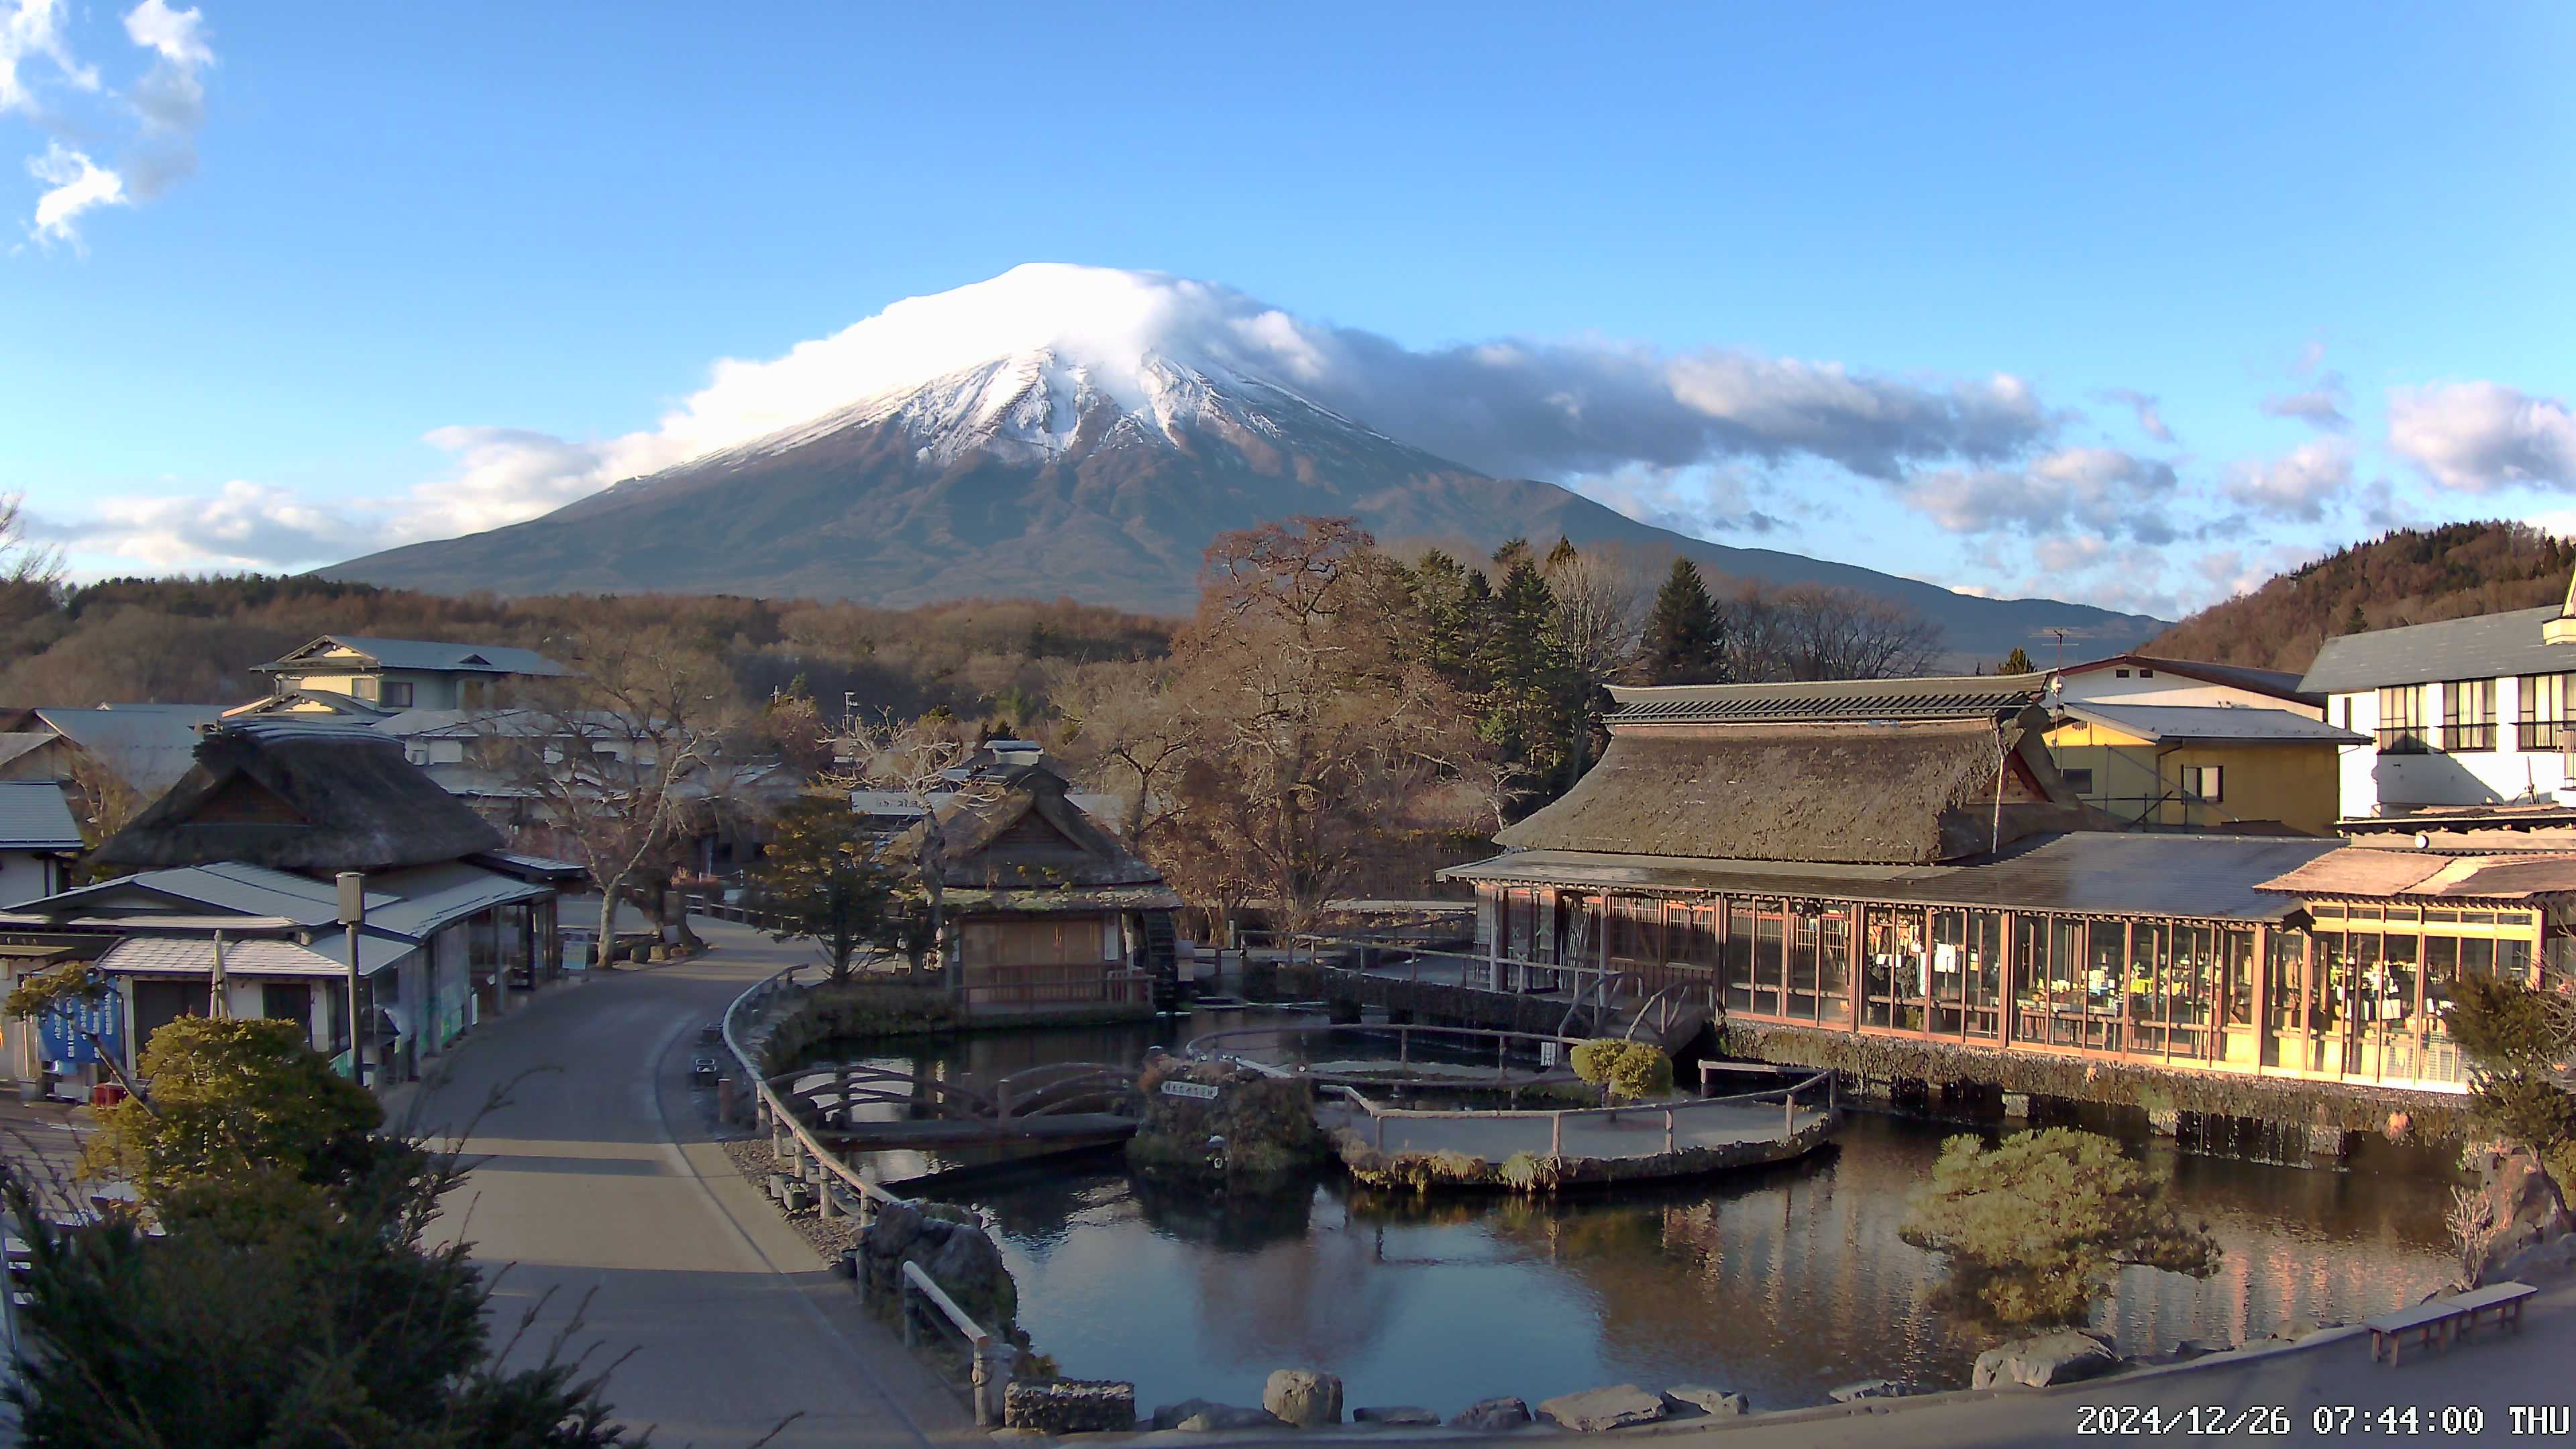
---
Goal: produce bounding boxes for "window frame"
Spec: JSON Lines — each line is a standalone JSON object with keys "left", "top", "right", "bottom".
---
{"left": 2377, "top": 684, "right": 2430, "bottom": 754}
{"left": 2518, "top": 672, "right": 2571, "bottom": 751}
{"left": 2443, "top": 678, "right": 2496, "bottom": 753}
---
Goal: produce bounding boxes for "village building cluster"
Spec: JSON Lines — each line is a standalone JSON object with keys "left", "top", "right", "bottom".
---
{"left": 9, "top": 579, "right": 2576, "bottom": 1114}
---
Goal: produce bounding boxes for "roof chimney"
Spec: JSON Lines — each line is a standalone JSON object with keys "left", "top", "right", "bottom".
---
{"left": 2546, "top": 571, "right": 2576, "bottom": 645}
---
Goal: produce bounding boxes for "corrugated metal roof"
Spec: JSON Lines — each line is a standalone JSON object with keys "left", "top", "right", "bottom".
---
{"left": 2300, "top": 606, "right": 2576, "bottom": 694}
{"left": 259, "top": 636, "right": 566, "bottom": 677}
{"left": 1606, "top": 674, "right": 2048, "bottom": 725}
{"left": 360, "top": 861, "right": 551, "bottom": 938}
{"left": 2059, "top": 702, "right": 2367, "bottom": 744}
{"left": 97, "top": 935, "right": 352, "bottom": 977}
{"left": 1441, "top": 831, "right": 2340, "bottom": 922}
{"left": 0, "top": 782, "right": 82, "bottom": 849}
{"left": 13, "top": 861, "right": 388, "bottom": 928}
{"left": 2257, "top": 847, "right": 2576, "bottom": 901}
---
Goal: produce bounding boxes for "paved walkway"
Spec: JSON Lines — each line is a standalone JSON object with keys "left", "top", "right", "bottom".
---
{"left": 409, "top": 918, "right": 977, "bottom": 1449}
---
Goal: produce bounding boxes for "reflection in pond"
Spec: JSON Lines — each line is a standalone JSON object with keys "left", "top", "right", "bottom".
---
{"left": 959, "top": 1113, "right": 2457, "bottom": 1413}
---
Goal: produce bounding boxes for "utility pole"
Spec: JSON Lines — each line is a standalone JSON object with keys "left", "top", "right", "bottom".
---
{"left": 338, "top": 871, "right": 368, "bottom": 1088}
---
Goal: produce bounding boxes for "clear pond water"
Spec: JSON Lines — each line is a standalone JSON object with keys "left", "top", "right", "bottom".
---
{"left": 804, "top": 1016, "right": 2462, "bottom": 1414}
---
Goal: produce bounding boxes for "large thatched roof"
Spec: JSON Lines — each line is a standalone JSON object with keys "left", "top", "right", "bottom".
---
{"left": 892, "top": 765, "right": 1163, "bottom": 892}
{"left": 1499, "top": 707, "right": 2094, "bottom": 866}
{"left": 95, "top": 720, "right": 502, "bottom": 873}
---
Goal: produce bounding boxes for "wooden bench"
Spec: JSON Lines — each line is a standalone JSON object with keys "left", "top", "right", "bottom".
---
{"left": 2366, "top": 1281, "right": 2537, "bottom": 1365}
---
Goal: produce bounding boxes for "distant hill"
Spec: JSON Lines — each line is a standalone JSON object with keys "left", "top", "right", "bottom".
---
{"left": 2149, "top": 521, "right": 2576, "bottom": 673}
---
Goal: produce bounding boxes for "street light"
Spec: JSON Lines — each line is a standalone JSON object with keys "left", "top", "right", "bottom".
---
{"left": 338, "top": 871, "right": 367, "bottom": 1088}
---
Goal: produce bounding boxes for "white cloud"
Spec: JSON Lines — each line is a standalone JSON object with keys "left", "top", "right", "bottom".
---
{"left": 117, "top": 0, "right": 207, "bottom": 198}
{"left": 2387, "top": 381, "right": 2576, "bottom": 492}
{"left": 2223, "top": 437, "right": 2356, "bottom": 520}
{"left": 0, "top": 0, "right": 95, "bottom": 116}
{"left": 7, "top": 1, "right": 212, "bottom": 246}
{"left": 27, "top": 141, "right": 122, "bottom": 245}
{"left": 2261, "top": 384, "right": 2349, "bottom": 432}
{"left": 1899, "top": 445, "right": 2180, "bottom": 542}
{"left": 123, "top": 0, "right": 209, "bottom": 69}
{"left": 44, "top": 478, "right": 373, "bottom": 569}
{"left": 2100, "top": 388, "right": 2174, "bottom": 443}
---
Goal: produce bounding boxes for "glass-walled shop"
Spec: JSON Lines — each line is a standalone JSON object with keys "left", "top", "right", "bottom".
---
{"left": 1479, "top": 885, "right": 2551, "bottom": 1090}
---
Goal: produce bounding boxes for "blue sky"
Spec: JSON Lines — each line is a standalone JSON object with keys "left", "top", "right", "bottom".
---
{"left": 4, "top": 3, "right": 2573, "bottom": 619}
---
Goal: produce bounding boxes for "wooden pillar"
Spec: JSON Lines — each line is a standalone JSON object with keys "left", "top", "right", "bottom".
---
{"left": 1845, "top": 903, "right": 1862, "bottom": 1034}
{"left": 2250, "top": 922, "right": 2271, "bottom": 1076}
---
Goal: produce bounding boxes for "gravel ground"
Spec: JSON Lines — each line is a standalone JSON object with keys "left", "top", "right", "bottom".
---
{"left": 720, "top": 1136, "right": 862, "bottom": 1260}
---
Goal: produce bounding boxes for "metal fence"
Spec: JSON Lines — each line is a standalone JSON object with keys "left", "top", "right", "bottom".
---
{"left": 721, "top": 967, "right": 1014, "bottom": 1424}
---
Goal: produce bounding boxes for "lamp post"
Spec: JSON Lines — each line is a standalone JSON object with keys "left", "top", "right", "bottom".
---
{"left": 338, "top": 871, "right": 367, "bottom": 1089}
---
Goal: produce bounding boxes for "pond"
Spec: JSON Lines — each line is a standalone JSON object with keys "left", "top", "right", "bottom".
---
{"left": 802, "top": 1020, "right": 2463, "bottom": 1413}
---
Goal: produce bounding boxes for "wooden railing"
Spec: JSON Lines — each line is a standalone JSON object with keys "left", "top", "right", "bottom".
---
{"left": 721, "top": 967, "right": 1012, "bottom": 1424}
{"left": 1329, "top": 1063, "right": 1833, "bottom": 1159}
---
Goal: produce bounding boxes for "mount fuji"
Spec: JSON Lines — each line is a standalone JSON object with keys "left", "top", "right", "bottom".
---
{"left": 328, "top": 266, "right": 2163, "bottom": 659}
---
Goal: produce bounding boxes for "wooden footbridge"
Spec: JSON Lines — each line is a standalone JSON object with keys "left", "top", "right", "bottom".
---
{"left": 774, "top": 1060, "right": 1142, "bottom": 1150}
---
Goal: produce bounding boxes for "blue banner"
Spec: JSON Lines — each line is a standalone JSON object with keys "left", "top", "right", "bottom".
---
{"left": 37, "top": 983, "right": 122, "bottom": 1067}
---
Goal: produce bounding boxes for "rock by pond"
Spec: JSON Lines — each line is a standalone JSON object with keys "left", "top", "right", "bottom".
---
{"left": 1538, "top": 1385, "right": 1669, "bottom": 1432}
{"left": 1263, "top": 1368, "right": 1344, "bottom": 1428}
{"left": 1970, "top": 1331, "right": 2116, "bottom": 1390}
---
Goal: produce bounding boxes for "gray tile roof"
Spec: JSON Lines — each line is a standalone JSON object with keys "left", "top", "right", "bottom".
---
{"left": 1606, "top": 673, "right": 2049, "bottom": 725}
{"left": 2300, "top": 606, "right": 2576, "bottom": 694}
{"left": 0, "top": 782, "right": 82, "bottom": 849}
{"left": 258, "top": 635, "right": 566, "bottom": 677}
{"left": 1443, "top": 831, "right": 2343, "bottom": 923}
{"left": 32, "top": 704, "right": 224, "bottom": 796}
{"left": 2063, "top": 653, "right": 2316, "bottom": 703}
{"left": 2060, "top": 702, "right": 2367, "bottom": 744}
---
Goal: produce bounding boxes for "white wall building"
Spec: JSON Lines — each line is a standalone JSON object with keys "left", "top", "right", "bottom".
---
{"left": 2300, "top": 602, "right": 2576, "bottom": 822}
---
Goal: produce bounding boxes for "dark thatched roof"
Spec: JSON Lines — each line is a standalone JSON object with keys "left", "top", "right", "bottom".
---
{"left": 1497, "top": 708, "right": 2096, "bottom": 866}
{"left": 95, "top": 720, "right": 502, "bottom": 873}
{"left": 893, "top": 765, "right": 1164, "bottom": 892}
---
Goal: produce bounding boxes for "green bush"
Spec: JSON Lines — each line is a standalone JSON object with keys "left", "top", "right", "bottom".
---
{"left": 1901, "top": 1127, "right": 2219, "bottom": 1328}
{"left": 1568, "top": 1040, "right": 1672, "bottom": 1103}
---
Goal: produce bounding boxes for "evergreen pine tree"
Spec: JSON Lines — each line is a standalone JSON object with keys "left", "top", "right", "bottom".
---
{"left": 1999, "top": 647, "right": 2035, "bottom": 674}
{"left": 1643, "top": 558, "right": 1726, "bottom": 684}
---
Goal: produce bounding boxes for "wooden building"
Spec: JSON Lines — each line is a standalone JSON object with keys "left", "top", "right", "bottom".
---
{"left": 0, "top": 720, "right": 573, "bottom": 1094}
{"left": 1443, "top": 675, "right": 2533, "bottom": 1099}
{"left": 894, "top": 764, "right": 1179, "bottom": 1016}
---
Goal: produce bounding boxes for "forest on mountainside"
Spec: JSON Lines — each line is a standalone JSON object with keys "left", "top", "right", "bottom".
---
{"left": 2147, "top": 521, "right": 2576, "bottom": 673}
{"left": 0, "top": 571, "right": 1172, "bottom": 725}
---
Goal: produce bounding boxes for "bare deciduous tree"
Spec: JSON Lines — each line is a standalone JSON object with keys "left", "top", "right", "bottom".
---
{"left": 479, "top": 628, "right": 743, "bottom": 967}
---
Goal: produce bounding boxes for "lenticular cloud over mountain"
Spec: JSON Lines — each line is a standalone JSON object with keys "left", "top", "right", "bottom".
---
{"left": 406, "top": 262, "right": 2057, "bottom": 543}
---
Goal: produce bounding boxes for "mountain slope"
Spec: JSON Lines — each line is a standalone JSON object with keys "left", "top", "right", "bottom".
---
{"left": 2148, "top": 521, "right": 2575, "bottom": 673}
{"left": 334, "top": 346, "right": 2163, "bottom": 662}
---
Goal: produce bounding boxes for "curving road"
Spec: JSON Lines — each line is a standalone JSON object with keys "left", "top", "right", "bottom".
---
{"left": 406, "top": 920, "right": 974, "bottom": 1449}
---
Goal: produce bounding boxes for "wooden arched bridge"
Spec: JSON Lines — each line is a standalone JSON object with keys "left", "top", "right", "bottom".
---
{"left": 773, "top": 1060, "right": 1142, "bottom": 1150}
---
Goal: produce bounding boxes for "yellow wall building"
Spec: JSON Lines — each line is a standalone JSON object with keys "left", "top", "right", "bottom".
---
{"left": 2045, "top": 703, "right": 2363, "bottom": 837}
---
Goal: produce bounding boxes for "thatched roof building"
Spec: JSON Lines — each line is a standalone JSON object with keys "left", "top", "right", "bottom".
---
{"left": 1499, "top": 674, "right": 2096, "bottom": 866}
{"left": 892, "top": 763, "right": 1177, "bottom": 910}
{"left": 95, "top": 720, "right": 502, "bottom": 873}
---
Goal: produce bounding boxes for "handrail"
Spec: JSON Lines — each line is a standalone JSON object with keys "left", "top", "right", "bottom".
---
{"left": 721, "top": 967, "right": 908, "bottom": 1218}
{"left": 1184, "top": 1021, "right": 1592, "bottom": 1057}
{"left": 1334, "top": 1067, "right": 1832, "bottom": 1124}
